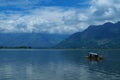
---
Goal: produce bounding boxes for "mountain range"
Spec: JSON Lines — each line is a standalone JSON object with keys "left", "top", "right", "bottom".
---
{"left": 0, "top": 33, "right": 68, "bottom": 48}
{"left": 55, "top": 22, "right": 120, "bottom": 49}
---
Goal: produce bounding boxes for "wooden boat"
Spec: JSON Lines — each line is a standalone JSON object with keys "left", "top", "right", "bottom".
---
{"left": 86, "top": 52, "right": 103, "bottom": 61}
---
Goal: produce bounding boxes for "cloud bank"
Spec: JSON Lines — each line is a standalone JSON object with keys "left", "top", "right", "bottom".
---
{"left": 0, "top": 0, "right": 120, "bottom": 34}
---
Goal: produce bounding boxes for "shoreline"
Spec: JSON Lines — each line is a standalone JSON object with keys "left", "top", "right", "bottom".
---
{"left": 1, "top": 48, "right": 120, "bottom": 51}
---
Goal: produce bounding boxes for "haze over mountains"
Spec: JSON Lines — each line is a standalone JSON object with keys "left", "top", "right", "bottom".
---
{"left": 0, "top": 21, "right": 120, "bottom": 49}
{"left": 0, "top": 33, "right": 68, "bottom": 48}
{"left": 55, "top": 21, "right": 120, "bottom": 49}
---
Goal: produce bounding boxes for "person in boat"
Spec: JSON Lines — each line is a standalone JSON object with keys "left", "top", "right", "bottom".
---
{"left": 88, "top": 53, "right": 99, "bottom": 59}
{"left": 86, "top": 52, "right": 103, "bottom": 61}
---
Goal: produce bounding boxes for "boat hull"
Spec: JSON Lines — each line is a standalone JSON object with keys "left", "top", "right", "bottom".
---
{"left": 86, "top": 56, "right": 103, "bottom": 61}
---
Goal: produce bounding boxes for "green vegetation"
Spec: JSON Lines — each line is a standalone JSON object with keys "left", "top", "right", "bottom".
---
{"left": 55, "top": 22, "right": 120, "bottom": 49}
{"left": 0, "top": 46, "right": 32, "bottom": 49}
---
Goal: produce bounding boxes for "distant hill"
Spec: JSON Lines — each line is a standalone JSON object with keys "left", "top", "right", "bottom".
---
{"left": 0, "top": 33, "right": 69, "bottom": 48}
{"left": 55, "top": 22, "right": 120, "bottom": 49}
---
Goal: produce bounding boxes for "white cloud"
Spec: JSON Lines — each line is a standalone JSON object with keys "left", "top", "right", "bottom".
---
{"left": 0, "top": 7, "right": 84, "bottom": 34}
{"left": 0, "top": 0, "right": 120, "bottom": 34}
{"left": 91, "top": 0, "right": 113, "bottom": 7}
{"left": 88, "top": 0, "right": 120, "bottom": 24}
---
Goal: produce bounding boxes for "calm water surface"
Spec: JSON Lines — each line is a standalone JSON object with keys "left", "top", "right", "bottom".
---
{"left": 0, "top": 49, "right": 120, "bottom": 80}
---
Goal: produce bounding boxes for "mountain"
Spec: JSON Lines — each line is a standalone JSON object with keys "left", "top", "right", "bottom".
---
{"left": 55, "top": 22, "right": 120, "bottom": 49}
{"left": 0, "top": 33, "right": 69, "bottom": 48}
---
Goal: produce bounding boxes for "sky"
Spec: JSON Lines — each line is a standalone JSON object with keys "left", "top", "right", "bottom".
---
{"left": 0, "top": 0, "right": 120, "bottom": 34}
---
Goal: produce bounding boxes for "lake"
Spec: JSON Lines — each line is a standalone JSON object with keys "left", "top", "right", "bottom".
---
{"left": 0, "top": 49, "right": 120, "bottom": 80}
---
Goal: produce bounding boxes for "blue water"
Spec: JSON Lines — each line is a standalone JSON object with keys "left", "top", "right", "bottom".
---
{"left": 0, "top": 49, "right": 120, "bottom": 80}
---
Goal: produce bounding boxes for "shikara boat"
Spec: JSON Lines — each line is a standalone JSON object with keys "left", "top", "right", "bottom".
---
{"left": 86, "top": 52, "right": 103, "bottom": 61}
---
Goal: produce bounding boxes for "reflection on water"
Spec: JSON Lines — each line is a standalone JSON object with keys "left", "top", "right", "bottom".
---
{"left": 0, "top": 50, "right": 120, "bottom": 80}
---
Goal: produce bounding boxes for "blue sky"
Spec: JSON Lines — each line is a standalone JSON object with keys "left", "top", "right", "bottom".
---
{"left": 0, "top": 0, "right": 120, "bottom": 34}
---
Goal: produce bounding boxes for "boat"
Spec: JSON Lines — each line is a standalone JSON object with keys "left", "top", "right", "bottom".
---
{"left": 86, "top": 52, "right": 103, "bottom": 61}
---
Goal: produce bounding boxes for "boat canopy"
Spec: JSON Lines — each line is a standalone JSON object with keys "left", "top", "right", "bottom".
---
{"left": 89, "top": 52, "right": 98, "bottom": 55}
